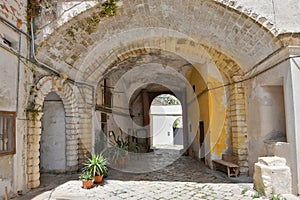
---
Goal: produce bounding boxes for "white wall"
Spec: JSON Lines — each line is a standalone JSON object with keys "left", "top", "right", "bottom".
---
{"left": 150, "top": 105, "right": 182, "bottom": 146}
{"left": 0, "top": 18, "right": 30, "bottom": 197}
{"left": 236, "top": 0, "right": 300, "bottom": 32}
{"left": 246, "top": 53, "right": 300, "bottom": 194}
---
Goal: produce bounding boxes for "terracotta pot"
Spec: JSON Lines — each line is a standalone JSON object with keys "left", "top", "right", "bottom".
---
{"left": 94, "top": 175, "right": 103, "bottom": 184}
{"left": 82, "top": 180, "right": 93, "bottom": 189}
{"left": 118, "top": 156, "right": 126, "bottom": 166}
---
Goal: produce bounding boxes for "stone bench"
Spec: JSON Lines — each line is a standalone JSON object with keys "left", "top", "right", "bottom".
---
{"left": 212, "top": 154, "right": 239, "bottom": 177}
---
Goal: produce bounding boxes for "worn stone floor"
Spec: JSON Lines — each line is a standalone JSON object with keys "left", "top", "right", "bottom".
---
{"left": 13, "top": 156, "right": 298, "bottom": 200}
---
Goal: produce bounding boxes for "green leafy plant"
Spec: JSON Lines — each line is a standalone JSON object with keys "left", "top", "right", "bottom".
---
{"left": 26, "top": 101, "right": 42, "bottom": 121}
{"left": 110, "top": 130, "right": 129, "bottom": 150}
{"left": 110, "top": 129, "right": 139, "bottom": 152}
{"left": 102, "top": 0, "right": 117, "bottom": 17}
{"left": 79, "top": 171, "right": 93, "bottom": 180}
{"left": 269, "top": 189, "right": 286, "bottom": 200}
{"left": 252, "top": 184, "right": 264, "bottom": 199}
{"left": 83, "top": 153, "right": 107, "bottom": 176}
{"left": 241, "top": 188, "right": 248, "bottom": 195}
{"left": 270, "top": 194, "right": 286, "bottom": 200}
{"left": 107, "top": 129, "right": 139, "bottom": 164}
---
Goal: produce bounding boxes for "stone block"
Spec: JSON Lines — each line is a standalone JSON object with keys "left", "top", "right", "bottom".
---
{"left": 258, "top": 157, "right": 286, "bottom": 167}
{"left": 27, "top": 180, "right": 40, "bottom": 189}
{"left": 253, "top": 156, "right": 292, "bottom": 196}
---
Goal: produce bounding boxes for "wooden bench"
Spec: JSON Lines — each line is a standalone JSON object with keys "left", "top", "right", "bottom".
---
{"left": 212, "top": 154, "right": 239, "bottom": 177}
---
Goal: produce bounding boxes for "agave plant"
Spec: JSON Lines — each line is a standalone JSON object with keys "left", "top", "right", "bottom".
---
{"left": 84, "top": 153, "right": 107, "bottom": 176}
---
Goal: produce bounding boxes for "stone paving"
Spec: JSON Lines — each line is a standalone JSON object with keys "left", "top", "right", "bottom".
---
{"left": 13, "top": 155, "right": 297, "bottom": 200}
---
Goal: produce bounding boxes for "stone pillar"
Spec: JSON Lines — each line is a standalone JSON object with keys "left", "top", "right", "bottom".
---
{"left": 230, "top": 76, "right": 248, "bottom": 175}
{"left": 77, "top": 86, "right": 93, "bottom": 167}
{"left": 284, "top": 57, "right": 300, "bottom": 194}
{"left": 253, "top": 157, "right": 292, "bottom": 196}
{"left": 27, "top": 119, "right": 42, "bottom": 189}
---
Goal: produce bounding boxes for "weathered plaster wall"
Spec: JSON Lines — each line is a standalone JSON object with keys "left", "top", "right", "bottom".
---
{"left": 185, "top": 67, "right": 231, "bottom": 165}
{"left": 247, "top": 83, "right": 287, "bottom": 172}
{"left": 0, "top": 0, "right": 26, "bottom": 30}
{"left": 285, "top": 56, "right": 300, "bottom": 194}
{"left": 186, "top": 67, "right": 209, "bottom": 161}
{"left": 0, "top": 11, "right": 30, "bottom": 196}
{"left": 246, "top": 53, "right": 300, "bottom": 194}
{"left": 0, "top": 155, "right": 13, "bottom": 197}
{"left": 0, "top": 49, "right": 17, "bottom": 110}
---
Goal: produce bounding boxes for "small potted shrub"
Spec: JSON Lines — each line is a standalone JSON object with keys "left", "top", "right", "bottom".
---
{"left": 79, "top": 171, "right": 93, "bottom": 189}
{"left": 84, "top": 153, "right": 107, "bottom": 184}
{"left": 109, "top": 130, "right": 139, "bottom": 167}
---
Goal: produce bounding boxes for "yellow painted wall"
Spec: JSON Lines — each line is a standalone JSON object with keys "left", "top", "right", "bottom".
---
{"left": 186, "top": 67, "right": 230, "bottom": 162}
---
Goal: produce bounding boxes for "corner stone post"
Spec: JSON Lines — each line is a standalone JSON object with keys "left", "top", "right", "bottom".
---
{"left": 253, "top": 156, "right": 292, "bottom": 196}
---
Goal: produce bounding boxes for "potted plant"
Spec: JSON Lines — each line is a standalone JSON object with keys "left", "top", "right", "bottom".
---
{"left": 84, "top": 153, "right": 107, "bottom": 184}
{"left": 109, "top": 130, "right": 129, "bottom": 166}
{"left": 109, "top": 129, "right": 139, "bottom": 167}
{"left": 79, "top": 171, "right": 93, "bottom": 189}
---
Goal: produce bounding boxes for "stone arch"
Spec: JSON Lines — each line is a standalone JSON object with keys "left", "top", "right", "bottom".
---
{"left": 80, "top": 36, "right": 242, "bottom": 84}
{"left": 26, "top": 76, "right": 79, "bottom": 189}
{"left": 212, "top": 0, "right": 278, "bottom": 35}
{"left": 36, "top": 0, "right": 282, "bottom": 82}
{"left": 31, "top": 0, "right": 274, "bottom": 177}
{"left": 94, "top": 38, "right": 249, "bottom": 174}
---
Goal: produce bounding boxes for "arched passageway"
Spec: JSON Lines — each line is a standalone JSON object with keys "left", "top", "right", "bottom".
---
{"left": 150, "top": 94, "right": 183, "bottom": 149}
{"left": 34, "top": 0, "right": 285, "bottom": 187}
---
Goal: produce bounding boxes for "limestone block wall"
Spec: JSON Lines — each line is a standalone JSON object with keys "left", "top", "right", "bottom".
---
{"left": 75, "top": 85, "right": 94, "bottom": 167}
{"left": 230, "top": 77, "right": 248, "bottom": 175}
{"left": 26, "top": 76, "right": 81, "bottom": 189}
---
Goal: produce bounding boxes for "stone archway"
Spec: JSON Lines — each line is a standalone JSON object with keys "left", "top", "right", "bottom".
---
{"left": 35, "top": 0, "right": 282, "bottom": 82}
{"left": 26, "top": 76, "right": 79, "bottom": 189}
{"left": 32, "top": 0, "right": 283, "bottom": 178}
{"left": 94, "top": 43, "right": 248, "bottom": 174}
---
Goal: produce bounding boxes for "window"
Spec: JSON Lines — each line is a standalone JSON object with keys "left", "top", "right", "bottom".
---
{"left": 0, "top": 111, "right": 16, "bottom": 156}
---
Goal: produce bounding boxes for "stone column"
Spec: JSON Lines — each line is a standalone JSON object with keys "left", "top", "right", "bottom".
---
{"left": 284, "top": 57, "right": 300, "bottom": 194}
{"left": 76, "top": 86, "right": 94, "bottom": 167}
{"left": 27, "top": 118, "right": 42, "bottom": 189}
{"left": 230, "top": 76, "right": 248, "bottom": 175}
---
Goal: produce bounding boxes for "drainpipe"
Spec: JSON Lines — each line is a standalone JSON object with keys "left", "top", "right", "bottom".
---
{"left": 16, "top": 32, "right": 22, "bottom": 116}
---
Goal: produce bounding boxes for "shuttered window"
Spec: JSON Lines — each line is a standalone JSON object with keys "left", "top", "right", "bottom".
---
{"left": 0, "top": 111, "right": 16, "bottom": 156}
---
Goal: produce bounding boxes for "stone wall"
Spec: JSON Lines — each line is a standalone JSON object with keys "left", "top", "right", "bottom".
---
{"left": 0, "top": 0, "right": 26, "bottom": 29}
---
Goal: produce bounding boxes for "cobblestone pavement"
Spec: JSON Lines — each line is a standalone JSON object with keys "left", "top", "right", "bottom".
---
{"left": 14, "top": 156, "right": 297, "bottom": 200}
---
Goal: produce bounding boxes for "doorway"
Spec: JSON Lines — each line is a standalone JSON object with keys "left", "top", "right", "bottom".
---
{"left": 150, "top": 94, "right": 183, "bottom": 150}
{"left": 40, "top": 92, "right": 66, "bottom": 173}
